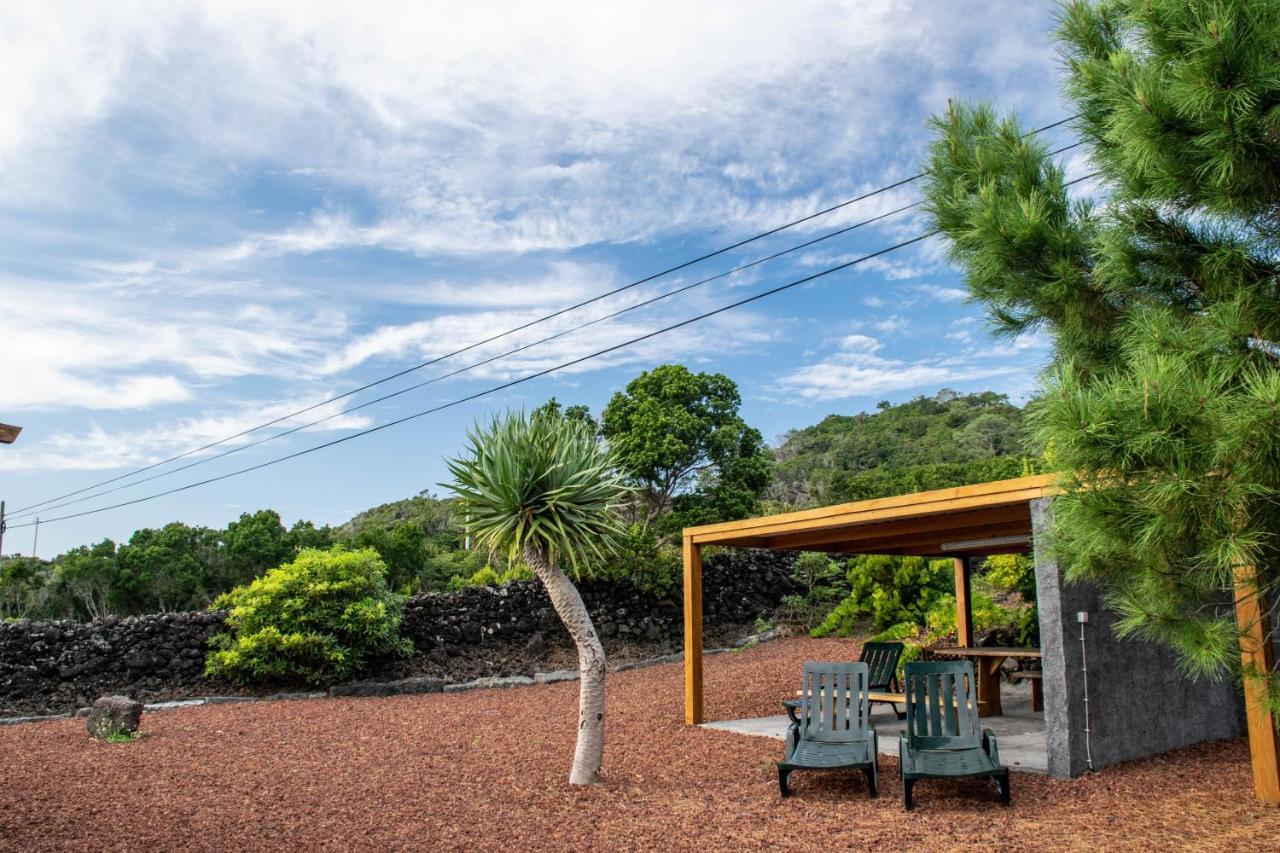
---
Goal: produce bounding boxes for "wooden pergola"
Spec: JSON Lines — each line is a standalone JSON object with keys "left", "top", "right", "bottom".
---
{"left": 680, "top": 473, "right": 1280, "bottom": 801}
{"left": 681, "top": 474, "right": 1055, "bottom": 725}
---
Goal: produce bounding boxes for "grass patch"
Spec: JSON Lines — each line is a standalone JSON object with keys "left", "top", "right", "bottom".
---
{"left": 101, "top": 730, "right": 143, "bottom": 744}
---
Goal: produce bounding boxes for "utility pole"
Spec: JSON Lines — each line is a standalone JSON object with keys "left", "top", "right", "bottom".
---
{"left": 0, "top": 423, "right": 21, "bottom": 560}
{"left": 32, "top": 517, "right": 39, "bottom": 559}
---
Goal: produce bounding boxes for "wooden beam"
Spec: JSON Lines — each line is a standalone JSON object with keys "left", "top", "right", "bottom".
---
{"left": 684, "top": 473, "right": 1057, "bottom": 539}
{"left": 683, "top": 537, "right": 703, "bottom": 726}
{"left": 755, "top": 505, "right": 1030, "bottom": 551}
{"left": 1234, "top": 564, "right": 1280, "bottom": 803}
{"left": 690, "top": 487, "right": 1050, "bottom": 545}
{"left": 769, "top": 519, "right": 1032, "bottom": 556}
{"left": 954, "top": 556, "right": 974, "bottom": 648}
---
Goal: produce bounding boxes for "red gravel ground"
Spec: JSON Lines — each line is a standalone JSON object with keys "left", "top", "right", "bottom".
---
{"left": 2, "top": 636, "right": 1277, "bottom": 851}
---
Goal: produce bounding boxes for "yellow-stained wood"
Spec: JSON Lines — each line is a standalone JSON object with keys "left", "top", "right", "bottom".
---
{"left": 685, "top": 473, "right": 1056, "bottom": 539}
{"left": 683, "top": 537, "right": 703, "bottom": 726}
{"left": 689, "top": 485, "right": 1052, "bottom": 545}
{"left": 1233, "top": 564, "right": 1280, "bottom": 803}
{"left": 954, "top": 557, "right": 974, "bottom": 648}
{"left": 750, "top": 505, "right": 1030, "bottom": 551}
{"left": 763, "top": 519, "right": 1032, "bottom": 556}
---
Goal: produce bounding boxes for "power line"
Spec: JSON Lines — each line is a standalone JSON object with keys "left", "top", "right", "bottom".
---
{"left": 10, "top": 114, "right": 1082, "bottom": 517}
{"left": 7, "top": 169, "right": 1101, "bottom": 530}
{"left": 10, "top": 200, "right": 926, "bottom": 518}
{"left": 4, "top": 230, "right": 939, "bottom": 529}
{"left": 10, "top": 140, "right": 1089, "bottom": 521}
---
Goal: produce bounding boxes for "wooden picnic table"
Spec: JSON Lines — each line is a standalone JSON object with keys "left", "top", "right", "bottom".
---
{"left": 930, "top": 646, "right": 1041, "bottom": 717}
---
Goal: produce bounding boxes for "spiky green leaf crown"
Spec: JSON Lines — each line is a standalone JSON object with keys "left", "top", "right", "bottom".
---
{"left": 444, "top": 410, "right": 633, "bottom": 576}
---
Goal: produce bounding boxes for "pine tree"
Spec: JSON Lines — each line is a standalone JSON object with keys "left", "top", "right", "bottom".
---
{"left": 924, "top": 0, "right": 1280, "bottom": 712}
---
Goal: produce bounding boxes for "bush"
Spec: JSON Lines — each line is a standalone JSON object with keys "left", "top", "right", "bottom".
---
{"left": 778, "top": 551, "right": 847, "bottom": 630}
{"left": 595, "top": 525, "right": 681, "bottom": 594}
{"left": 445, "top": 562, "right": 534, "bottom": 590}
{"left": 205, "top": 546, "right": 411, "bottom": 686}
{"left": 811, "top": 555, "right": 953, "bottom": 637}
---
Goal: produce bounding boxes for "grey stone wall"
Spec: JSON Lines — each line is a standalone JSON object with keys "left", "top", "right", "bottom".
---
{"left": 1032, "top": 497, "right": 1245, "bottom": 778}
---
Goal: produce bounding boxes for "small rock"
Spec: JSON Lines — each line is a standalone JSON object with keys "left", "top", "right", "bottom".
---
{"left": 443, "top": 675, "right": 534, "bottom": 693}
{"left": 533, "top": 670, "right": 579, "bottom": 684}
{"left": 86, "top": 695, "right": 143, "bottom": 740}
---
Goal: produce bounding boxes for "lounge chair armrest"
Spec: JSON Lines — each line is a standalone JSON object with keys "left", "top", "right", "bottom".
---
{"left": 982, "top": 728, "right": 1000, "bottom": 765}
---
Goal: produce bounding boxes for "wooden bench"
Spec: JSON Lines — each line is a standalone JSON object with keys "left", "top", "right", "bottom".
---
{"left": 1008, "top": 670, "right": 1043, "bottom": 712}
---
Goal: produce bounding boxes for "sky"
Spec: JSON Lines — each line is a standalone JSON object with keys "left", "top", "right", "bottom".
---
{"left": 0, "top": 1, "right": 1094, "bottom": 556}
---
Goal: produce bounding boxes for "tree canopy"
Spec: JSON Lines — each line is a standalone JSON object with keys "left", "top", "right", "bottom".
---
{"left": 924, "top": 0, "right": 1280, "bottom": 699}
{"left": 601, "top": 364, "right": 770, "bottom": 538}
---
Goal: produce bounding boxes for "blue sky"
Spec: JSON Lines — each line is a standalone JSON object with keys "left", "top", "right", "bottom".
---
{"left": 0, "top": 1, "right": 1094, "bottom": 555}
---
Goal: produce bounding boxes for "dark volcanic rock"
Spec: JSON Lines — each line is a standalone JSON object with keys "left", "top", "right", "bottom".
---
{"left": 1, "top": 548, "right": 797, "bottom": 715}
{"left": 86, "top": 695, "right": 143, "bottom": 740}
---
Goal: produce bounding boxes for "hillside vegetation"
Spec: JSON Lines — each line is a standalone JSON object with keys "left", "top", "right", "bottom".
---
{"left": 769, "top": 390, "right": 1038, "bottom": 507}
{"left": 2, "top": 379, "right": 1039, "bottom": 624}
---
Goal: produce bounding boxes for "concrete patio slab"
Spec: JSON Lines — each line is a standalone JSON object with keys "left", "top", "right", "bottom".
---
{"left": 701, "top": 682, "right": 1048, "bottom": 774}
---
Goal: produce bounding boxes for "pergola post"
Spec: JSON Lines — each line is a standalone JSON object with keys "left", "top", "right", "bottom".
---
{"left": 1233, "top": 564, "right": 1280, "bottom": 803}
{"left": 683, "top": 536, "right": 703, "bottom": 725}
{"left": 954, "top": 556, "right": 974, "bottom": 648}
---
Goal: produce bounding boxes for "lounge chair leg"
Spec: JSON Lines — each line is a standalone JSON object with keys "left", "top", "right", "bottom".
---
{"left": 778, "top": 766, "right": 792, "bottom": 798}
{"left": 864, "top": 766, "right": 878, "bottom": 798}
{"left": 891, "top": 702, "right": 905, "bottom": 720}
{"left": 996, "top": 775, "right": 1011, "bottom": 806}
{"left": 903, "top": 779, "right": 915, "bottom": 811}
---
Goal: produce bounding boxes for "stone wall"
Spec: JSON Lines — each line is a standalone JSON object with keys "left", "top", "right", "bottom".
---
{"left": 0, "top": 611, "right": 226, "bottom": 716}
{"left": 401, "top": 548, "right": 793, "bottom": 651}
{"left": 1032, "top": 497, "right": 1245, "bottom": 778}
{"left": 0, "top": 549, "right": 796, "bottom": 715}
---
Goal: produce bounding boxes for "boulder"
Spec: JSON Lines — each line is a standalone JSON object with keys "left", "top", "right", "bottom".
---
{"left": 86, "top": 695, "right": 143, "bottom": 740}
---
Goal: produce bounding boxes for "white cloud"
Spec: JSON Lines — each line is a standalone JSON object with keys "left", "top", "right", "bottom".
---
{"left": 0, "top": 278, "right": 348, "bottom": 410}
{"left": 917, "top": 283, "right": 969, "bottom": 302}
{"left": 0, "top": 2, "right": 1063, "bottom": 253}
{"left": 873, "top": 315, "right": 909, "bottom": 334}
{"left": 0, "top": 395, "right": 374, "bottom": 473}
{"left": 774, "top": 337, "right": 1020, "bottom": 401}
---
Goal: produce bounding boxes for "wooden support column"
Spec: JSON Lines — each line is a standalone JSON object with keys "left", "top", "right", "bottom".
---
{"left": 954, "top": 556, "right": 974, "bottom": 648}
{"left": 1234, "top": 564, "right": 1280, "bottom": 803}
{"left": 683, "top": 537, "right": 703, "bottom": 725}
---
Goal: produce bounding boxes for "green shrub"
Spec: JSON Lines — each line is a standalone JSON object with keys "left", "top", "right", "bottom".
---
{"left": 205, "top": 546, "right": 411, "bottom": 686}
{"left": 924, "top": 592, "right": 1016, "bottom": 639}
{"left": 595, "top": 525, "right": 681, "bottom": 595}
{"left": 811, "top": 555, "right": 953, "bottom": 637}
{"left": 445, "top": 562, "right": 534, "bottom": 590}
{"left": 779, "top": 552, "right": 846, "bottom": 630}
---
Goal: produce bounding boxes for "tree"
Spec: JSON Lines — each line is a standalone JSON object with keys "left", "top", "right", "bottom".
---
{"left": 445, "top": 410, "right": 631, "bottom": 784}
{"left": 601, "top": 364, "right": 769, "bottom": 536}
{"left": 534, "top": 397, "right": 599, "bottom": 433}
{"left": 116, "top": 523, "right": 218, "bottom": 612}
{"left": 924, "top": 1, "right": 1280, "bottom": 709}
{"left": 223, "top": 510, "right": 291, "bottom": 587}
{"left": 351, "top": 521, "right": 427, "bottom": 592}
{"left": 54, "top": 540, "right": 118, "bottom": 621}
{"left": 0, "top": 556, "right": 49, "bottom": 619}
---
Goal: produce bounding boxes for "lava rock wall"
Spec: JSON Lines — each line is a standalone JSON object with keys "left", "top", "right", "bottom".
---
{"left": 1, "top": 549, "right": 796, "bottom": 715}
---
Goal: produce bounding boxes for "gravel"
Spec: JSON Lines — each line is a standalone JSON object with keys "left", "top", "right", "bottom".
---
{"left": 0, "top": 636, "right": 1275, "bottom": 851}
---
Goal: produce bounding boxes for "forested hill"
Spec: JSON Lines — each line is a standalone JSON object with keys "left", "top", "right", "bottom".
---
{"left": 767, "top": 390, "right": 1039, "bottom": 507}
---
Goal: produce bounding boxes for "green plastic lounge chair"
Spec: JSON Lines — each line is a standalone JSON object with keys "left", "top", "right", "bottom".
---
{"left": 898, "top": 660, "right": 1010, "bottom": 810}
{"left": 778, "top": 661, "right": 878, "bottom": 798}
{"left": 782, "top": 641, "right": 906, "bottom": 725}
{"left": 861, "top": 641, "right": 905, "bottom": 717}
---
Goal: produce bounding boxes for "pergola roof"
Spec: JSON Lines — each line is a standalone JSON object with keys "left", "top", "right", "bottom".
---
{"left": 683, "top": 473, "right": 1057, "bottom": 557}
